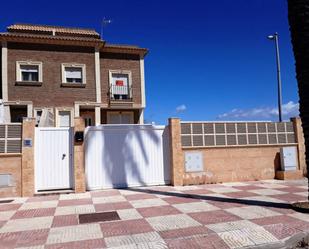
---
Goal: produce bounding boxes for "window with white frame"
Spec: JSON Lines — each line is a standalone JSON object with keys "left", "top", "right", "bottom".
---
{"left": 62, "top": 64, "right": 86, "bottom": 84}
{"left": 16, "top": 61, "right": 42, "bottom": 82}
{"left": 109, "top": 70, "right": 132, "bottom": 100}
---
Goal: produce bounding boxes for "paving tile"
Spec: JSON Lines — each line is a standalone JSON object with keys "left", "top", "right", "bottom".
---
{"left": 232, "top": 185, "right": 267, "bottom": 191}
{"left": 294, "top": 192, "right": 308, "bottom": 197}
{"left": 251, "top": 215, "right": 301, "bottom": 226}
{"left": 90, "top": 189, "right": 120, "bottom": 197}
{"left": 130, "top": 198, "right": 168, "bottom": 208}
{"left": 12, "top": 208, "right": 56, "bottom": 219}
{"left": 58, "top": 198, "right": 93, "bottom": 207}
{"left": 207, "top": 220, "right": 260, "bottom": 233}
{"left": 100, "top": 219, "right": 154, "bottom": 237}
{"left": 289, "top": 212, "right": 309, "bottom": 222}
{"left": 119, "top": 189, "right": 145, "bottom": 196}
{"left": 218, "top": 226, "right": 278, "bottom": 248}
{"left": 0, "top": 216, "right": 53, "bottom": 233}
{"left": 0, "top": 211, "right": 16, "bottom": 221}
{"left": 95, "top": 202, "right": 133, "bottom": 212}
{"left": 27, "top": 195, "right": 59, "bottom": 202}
{"left": 226, "top": 206, "right": 281, "bottom": 220}
{"left": 0, "top": 204, "right": 22, "bottom": 212}
{"left": 92, "top": 195, "right": 127, "bottom": 204}
{"left": 181, "top": 189, "right": 213, "bottom": 195}
{"left": 221, "top": 182, "right": 249, "bottom": 187}
{"left": 55, "top": 204, "right": 95, "bottom": 216}
{"left": 248, "top": 189, "right": 287, "bottom": 196}
{"left": 189, "top": 210, "right": 240, "bottom": 225}
{"left": 164, "top": 196, "right": 201, "bottom": 205}
{"left": 146, "top": 214, "right": 201, "bottom": 232}
{"left": 52, "top": 215, "right": 79, "bottom": 227}
{"left": 16, "top": 245, "right": 45, "bottom": 249}
{"left": 173, "top": 201, "right": 219, "bottom": 213}
{"left": 263, "top": 223, "right": 300, "bottom": 240}
{"left": 159, "top": 226, "right": 211, "bottom": 239}
{"left": 278, "top": 186, "right": 306, "bottom": 193}
{"left": 117, "top": 208, "right": 143, "bottom": 220}
{"left": 19, "top": 201, "right": 58, "bottom": 210}
{"left": 0, "top": 229, "right": 49, "bottom": 248}
{"left": 59, "top": 192, "right": 91, "bottom": 200}
{"left": 173, "top": 186, "right": 200, "bottom": 191}
{"left": 239, "top": 195, "right": 286, "bottom": 203}
{"left": 45, "top": 238, "right": 105, "bottom": 249}
{"left": 0, "top": 220, "right": 6, "bottom": 229}
{"left": 256, "top": 183, "right": 289, "bottom": 189}
{"left": 166, "top": 233, "right": 230, "bottom": 249}
{"left": 207, "top": 187, "right": 241, "bottom": 194}
{"left": 104, "top": 231, "right": 164, "bottom": 247}
{"left": 223, "top": 191, "right": 258, "bottom": 199}
{"left": 205, "top": 200, "right": 245, "bottom": 209}
{"left": 125, "top": 193, "right": 156, "bottom": 201}
{"left": 272, "top": 193, "right": 306, "bottom": 203}
{"left": 46, "top": 223, "right": 103, "bottom": 244}
{"left": 137, "top": 205, "right": 181, "bottom": 218}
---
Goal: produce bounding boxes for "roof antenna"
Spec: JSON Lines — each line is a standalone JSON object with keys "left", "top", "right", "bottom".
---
{"left": 100, "top": 17, "right": 112, "bottom": 39}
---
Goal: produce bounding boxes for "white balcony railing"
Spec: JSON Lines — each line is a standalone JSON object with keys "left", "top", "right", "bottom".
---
{"left": 110, "top": 85, "right": 132, "bottom": 100}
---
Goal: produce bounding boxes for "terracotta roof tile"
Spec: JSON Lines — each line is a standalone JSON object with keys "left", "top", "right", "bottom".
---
{"left": 7, "top": 23, "right": 100, "bottom": 37}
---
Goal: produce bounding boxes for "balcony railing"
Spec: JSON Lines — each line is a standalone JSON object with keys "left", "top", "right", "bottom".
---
{"left": 109, "top": 85, "right": 132, "bottom": 101}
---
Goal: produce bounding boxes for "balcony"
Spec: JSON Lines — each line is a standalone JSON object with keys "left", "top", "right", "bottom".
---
{"left": 109, "top": 85, "right": 133, "bottom": 107}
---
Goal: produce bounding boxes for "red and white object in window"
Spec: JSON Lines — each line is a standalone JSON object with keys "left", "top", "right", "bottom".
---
{"left": 111, "top": 74, "right": 129, "bottom": 95}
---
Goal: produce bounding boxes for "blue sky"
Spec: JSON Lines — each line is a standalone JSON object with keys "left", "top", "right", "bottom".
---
{"left": 1, "top": 0, "right": 299, "bottom": 124}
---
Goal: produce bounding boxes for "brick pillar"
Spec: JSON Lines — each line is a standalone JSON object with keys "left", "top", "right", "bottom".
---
{"left": 292, "top": 117, "right": 306, "bottom": 176}
{"left": 169, "top": 118, "right": 184, "bottom": 186}
{"left": 21, "top": 118, "right": 35, "bottom": 197}
{"left": 74, "top": 117, "right": 86, "bottom": 193}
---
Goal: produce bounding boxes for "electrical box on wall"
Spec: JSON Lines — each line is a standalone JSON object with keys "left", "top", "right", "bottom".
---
{"left": 280, "top": 146, "right": 297, "bottom": 171}
{"left": 185, "top": 152, "right": 203, "bottom": 172}
{"left": 0, "top": 174, "right": 11, "bottom": 187}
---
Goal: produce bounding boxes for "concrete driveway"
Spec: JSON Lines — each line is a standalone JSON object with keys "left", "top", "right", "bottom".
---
{"left": 0, "top": 179, "right": 309, "bottom": 249}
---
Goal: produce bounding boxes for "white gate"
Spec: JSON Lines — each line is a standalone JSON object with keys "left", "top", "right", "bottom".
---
{"left": 35, "top": 127, "right": 73, "bottom": 191}
{"left": 85, "top": 125, "right": 170, "bottom": 190}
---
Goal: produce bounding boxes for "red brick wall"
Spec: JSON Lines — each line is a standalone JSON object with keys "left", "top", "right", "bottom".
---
{"left": 100, "top": 53, "right": 142, "bottom": 105}
{"left": 7, "top": 43, "right": 96, "bottom": 107}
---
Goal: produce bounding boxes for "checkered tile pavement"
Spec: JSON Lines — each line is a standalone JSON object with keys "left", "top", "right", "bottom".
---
{"left": 1, "top": 179, "right": 309, "bottom": 249}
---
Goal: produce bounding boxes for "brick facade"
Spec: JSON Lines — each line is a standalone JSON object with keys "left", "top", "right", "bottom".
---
{"left": 100, "top": 52, "right": 142, "bottom": 106}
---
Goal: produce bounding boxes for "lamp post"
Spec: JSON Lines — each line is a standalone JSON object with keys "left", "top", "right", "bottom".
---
{"left": 268, "top": 32, "right": 283, "bottom": 122}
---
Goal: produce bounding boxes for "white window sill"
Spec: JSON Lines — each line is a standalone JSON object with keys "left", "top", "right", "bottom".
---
{"left": 15, "top": 81, "right": 42, "bottom": 86}
{"left": 61, "top": 83, "right": 86, "bottom": 88}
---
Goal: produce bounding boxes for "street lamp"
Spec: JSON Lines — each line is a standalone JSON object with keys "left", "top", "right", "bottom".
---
{"left": 267, "top": 32, "right": 283, "bottom": 122}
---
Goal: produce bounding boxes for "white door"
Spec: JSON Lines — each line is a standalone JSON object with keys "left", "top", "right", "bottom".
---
{"left": 85, "top": 125, "right": 170, "bottom": 190}
{"left": 35, "top": 127, "right": 73, "bottom": 191}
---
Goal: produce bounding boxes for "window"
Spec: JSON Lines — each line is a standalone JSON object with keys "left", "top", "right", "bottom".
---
{"left": 62, "top": 63, "right": 86, "bottom": 84}
{"left": 34, "top": 109, "right": 43, "bottom": 127}
{"left": 109, "top": 70, "right": 132, "bottom": 100}
{"left": 21, "top": 65, "right": 39, "bottom": 81}
{"left": 84, "top": 117, "right": 93, "bottom": 127}
{"left": 58, "top": 111, "right": 71, "bottom": 127}
{"left": 16, "top": 61, "right": 42, "bottom": 82}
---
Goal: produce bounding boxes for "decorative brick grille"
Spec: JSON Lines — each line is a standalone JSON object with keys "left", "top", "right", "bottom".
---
{"left": 0, "top": 124, "right": 22, "bottom": 153}
{"left": 180, "top": 122, "right": 296, "bottom": 147}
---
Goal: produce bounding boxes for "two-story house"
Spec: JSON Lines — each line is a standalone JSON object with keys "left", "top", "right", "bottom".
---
{"left": 0, "top": 23, "right": 147, "bottom": 127}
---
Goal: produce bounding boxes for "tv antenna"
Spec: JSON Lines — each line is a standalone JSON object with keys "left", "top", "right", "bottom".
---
{"left": 100, "top": 17, "right": 112, "bottom": 38}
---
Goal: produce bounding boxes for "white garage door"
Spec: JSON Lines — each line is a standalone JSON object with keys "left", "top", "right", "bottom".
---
{"left": 85, "top": 125, "right": 170, "bottom": 190}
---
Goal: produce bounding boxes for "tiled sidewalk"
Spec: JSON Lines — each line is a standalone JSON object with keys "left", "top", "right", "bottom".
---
{"left": 1, "top": 179, "right": 309, "bottom": 249}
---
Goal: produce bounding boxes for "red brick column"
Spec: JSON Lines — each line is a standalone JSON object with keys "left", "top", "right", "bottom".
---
{"left": 292, "top": 117, "right": 306, "bottom": 176}
{"left": 74, "top": 117, "right": 86, "bottom": 193}
{"left": 21, "top": 118, "right": 36, "bottom": 197}
{"left": 169, "top": 118, "right": 184, "bottom": 186}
